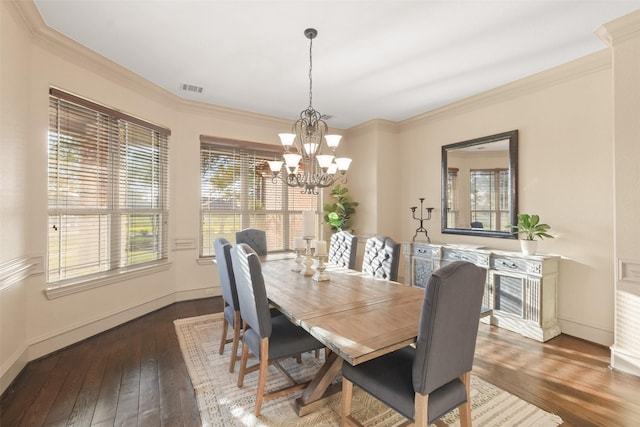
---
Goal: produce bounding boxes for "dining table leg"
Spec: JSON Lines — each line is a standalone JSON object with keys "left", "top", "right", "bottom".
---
{"left": 294, "top": 351, "right": 344, "bottom": 416}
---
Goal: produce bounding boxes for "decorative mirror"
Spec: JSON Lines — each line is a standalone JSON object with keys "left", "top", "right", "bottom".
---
{"left": 441, "top": 130, "right": 518, "bottom": 239}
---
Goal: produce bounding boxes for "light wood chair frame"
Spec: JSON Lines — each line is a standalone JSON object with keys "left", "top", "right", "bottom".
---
{"left": 237, "top": 322, "right": 311, "bottom": 416}
{"left": 340, "top": 371, "right": 472, "bottom": 427}
{"left": 218, "top": 307, "right": 242, "bottom": 373}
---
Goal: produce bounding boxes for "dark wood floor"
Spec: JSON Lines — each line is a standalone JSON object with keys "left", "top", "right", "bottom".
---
{"left": 2, "top": 297, "right": 639, "bottom": 426}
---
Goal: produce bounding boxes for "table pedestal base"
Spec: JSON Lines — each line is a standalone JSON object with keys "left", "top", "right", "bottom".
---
{"left": 294, "top": 352, "right": 343, "bottom": 416}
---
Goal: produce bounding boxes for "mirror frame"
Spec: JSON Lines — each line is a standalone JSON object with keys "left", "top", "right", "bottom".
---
{"left": 441, "top": 130, "right": 518, "bottom": 239}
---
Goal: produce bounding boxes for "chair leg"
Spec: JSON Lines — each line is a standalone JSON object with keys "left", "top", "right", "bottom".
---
{"left": 254, "top": 338, "right": 270, "bottom": 416}
{"left": 414, "top": 392, "right": 429, "bottom": 426}
{"left": 341, "top": 378, "right": 355, "bottom": 427}
{"left": 237, "top": 336, "right": 250, "bottom": 388}
{"left": 229, "top": 311, "right": 242, "bottom": 373}
{"left": 458, "top": 371, "right": 472, "bottom": 427}
{"left": 218, "top": 315, "right": 229, "bottom": 355}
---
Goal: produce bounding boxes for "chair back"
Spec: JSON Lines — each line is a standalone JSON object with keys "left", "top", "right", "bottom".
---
{"left": 412, "top": 261, "right": 486, "bottom": 395}
{"left": 214, "top": 238, "right": 239, "bottom": 311}
{"left": 328, "top": 231, "right": 358, "bottom": 269}
{"left": 230, "top": 243, "right": 273, "bottom": 338}
{"left": 235, "top": 228, "right": 268, "bottom": 256}
{"left": 362, "top": 236, "right": 400, "bottom": 281}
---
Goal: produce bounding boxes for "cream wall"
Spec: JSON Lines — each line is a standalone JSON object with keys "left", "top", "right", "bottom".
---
{"left": 0, "top": 0, "right": 33, "bottom": 393}
{"left": 0, "top": 0, "right": 633, "bottom": 393}
{"left": 349, "top": 51, "right": 616, "bottom": 345}
{"left": 399, "top": 51, "right": 614, "bottom": 345}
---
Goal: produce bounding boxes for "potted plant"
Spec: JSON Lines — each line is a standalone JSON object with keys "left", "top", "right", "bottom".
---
{"left": 510, "top": 213, "right": 554, "bottom": 256}
{"left": 323, "top": 184, "right": 359, "bottom": 232}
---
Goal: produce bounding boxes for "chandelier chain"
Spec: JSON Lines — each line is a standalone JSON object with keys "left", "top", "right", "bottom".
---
{"left": 308, "top": 36, "right": 313, "bottom": 109}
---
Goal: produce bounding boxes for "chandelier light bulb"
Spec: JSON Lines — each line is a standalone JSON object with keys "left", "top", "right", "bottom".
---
{"left": 316, "top": 154, "right": 335, "bottom": 169}
{"left": 283, "top": 153, "right": 302, "bottom": 168}
{"left": 278, "top": 133, "right": 296, "bottom": 147}
{"left": 303, "top": 143, "right": 319, "bottom": 155}
{"left": 334, "top": 157, "right": 352, "bottom": 171}
{"left": 324, "top": 134, "right": 342, "bottom": 148}
{"left": 267, "top": 160, "right": 283, "bottom": 173}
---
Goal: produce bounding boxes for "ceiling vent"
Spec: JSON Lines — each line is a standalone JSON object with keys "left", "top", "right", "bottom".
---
{"left": 180, "top": 83, "right": 204, "bottom": 94}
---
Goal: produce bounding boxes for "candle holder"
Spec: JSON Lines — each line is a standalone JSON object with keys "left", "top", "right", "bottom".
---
{"left": 312, "top": 255, "right": 330, "bottom": 282}
{"left": 291, "top": 249, "right": 304, "bottom": 272}
{"left": 411, "top": 197, "right": 434, "bottom": 243}
{"left": 302, "top": 238, "right": 315, "bottom": 276}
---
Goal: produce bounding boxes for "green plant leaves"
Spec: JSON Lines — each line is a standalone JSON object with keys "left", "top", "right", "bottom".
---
{"left": 323, "top": 184, "right": 359, "bottom": 232}
{"left": 510, "top": 213, "right": 554, "bottom": 240}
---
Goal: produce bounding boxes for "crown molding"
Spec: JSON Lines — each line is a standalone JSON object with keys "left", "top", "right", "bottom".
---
{"left": 596, "top": 9, "right": 640, "bottom": 47}
{"left": 346, "top": 118, "right": 399, "bottom": 138}
{"left": 400, "top": 49, "right": 611, "bottom": 126}
{"left": 12, "top": 0, "right": 297, "bottom": 129}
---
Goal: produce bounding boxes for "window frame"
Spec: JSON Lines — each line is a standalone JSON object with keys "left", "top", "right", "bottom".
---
{"left": 46, "top": 88, "right": 170, "bottom": 295}
{"left": 469, "top": 168, "right": 509, "bottom": 231}
{"left": 199, "top": 135, "right": 322, "bottom": 258}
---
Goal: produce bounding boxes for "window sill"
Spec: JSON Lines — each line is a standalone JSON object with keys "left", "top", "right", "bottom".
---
{"left": 44, "top": 261, "right": 171, "bottom": 300}
{"left": 197, "top": 257, "right": 215, "bottom": 266}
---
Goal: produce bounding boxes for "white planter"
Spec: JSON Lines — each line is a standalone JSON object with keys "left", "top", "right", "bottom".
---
{"left": 520, "top": 239, "right": 538, "bottom": 256}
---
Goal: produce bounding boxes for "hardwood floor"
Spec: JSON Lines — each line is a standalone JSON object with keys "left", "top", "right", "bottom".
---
{"left": 1, "top": 297, "right": 639, "bottom": 426}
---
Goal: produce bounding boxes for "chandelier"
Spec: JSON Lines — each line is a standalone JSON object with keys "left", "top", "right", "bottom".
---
{"left": 267, "top": 28, "right": 352, "bottom": 195}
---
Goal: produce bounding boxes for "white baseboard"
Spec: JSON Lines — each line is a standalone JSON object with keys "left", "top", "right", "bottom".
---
{"left": 610, "top": 345, "right": 640, "bottom": 378}
{"left": 0, "top": 344, "right": 28, "bottom": 396}
{"left": 559, "top": 317, "right": 614, "bottom": 347}
{"left": 1, "top": 286, "right": 219, "bottom": 396}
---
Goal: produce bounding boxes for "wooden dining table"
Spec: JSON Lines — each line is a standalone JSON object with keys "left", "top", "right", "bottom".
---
{"left": 260, "top": 256, "right": 425, "bottom": 416}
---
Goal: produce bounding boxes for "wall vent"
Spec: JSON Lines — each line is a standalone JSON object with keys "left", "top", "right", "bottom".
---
{"left": 180, "top": 83, "right": 204, "bottom": 93}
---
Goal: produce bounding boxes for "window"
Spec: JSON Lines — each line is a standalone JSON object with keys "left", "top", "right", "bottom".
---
{"left": 200, "top": 136, "right": 320, "bottom": 257}
{"left": 446, "top": 167, "right": 459, "bottom": 227}
{"left": 470, "top": 168, "right": 509, "bottom": 230}
{"left": 47, "top": 88, "right": 170, "bottom": 286}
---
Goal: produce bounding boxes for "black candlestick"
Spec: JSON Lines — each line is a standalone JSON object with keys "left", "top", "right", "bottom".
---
{"left": 411, "top": 198, "right": 434, "bottom": 243}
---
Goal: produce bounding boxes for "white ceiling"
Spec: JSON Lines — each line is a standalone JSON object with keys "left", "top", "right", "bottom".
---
{"left": 33, "top": 0, "right": 640, "bottom": 129}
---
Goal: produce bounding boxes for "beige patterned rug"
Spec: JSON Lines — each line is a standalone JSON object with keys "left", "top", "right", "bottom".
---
{"left": 174, "top": 313, "right": 562, "bottom": 427}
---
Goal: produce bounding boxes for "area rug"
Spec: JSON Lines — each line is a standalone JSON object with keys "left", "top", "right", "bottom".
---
{"left": 174, "top": 313, "right": 562, "bottom": 427}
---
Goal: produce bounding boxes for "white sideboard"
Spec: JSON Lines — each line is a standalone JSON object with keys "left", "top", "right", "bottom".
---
{"left": 403, "top": 242, "right": 561, "bottom": 342}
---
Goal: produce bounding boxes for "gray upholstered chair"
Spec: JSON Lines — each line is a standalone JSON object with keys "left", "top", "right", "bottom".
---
{"left": 341, "top": 261, "right": 487, "bottom": 427}
{"left": 328, "top": 231, "right": 358, "bottom": 269}
{"left": 235, "top": 228, "right": 267, "bottom": 256}
{"left": 231, "top": 243, "right": 325, "bottom": 416}
{"left": 361, "top": 236, "right": 400, "bottom": 281}
{"left": 214, "top": 238, "right": 243, "bottom": 373}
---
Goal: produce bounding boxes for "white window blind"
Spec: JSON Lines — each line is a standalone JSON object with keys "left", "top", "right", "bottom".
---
{"left": 200, "top": 136, "right": 320, "bottom": 257}
{"left": 447, "top": 167, "right": 459, "bottom": 228}
{"left": 470, "top": 168, "right": 509, "bottom": 230}
{"left": 47, "top": 88, "right": 170, "bottom": 285}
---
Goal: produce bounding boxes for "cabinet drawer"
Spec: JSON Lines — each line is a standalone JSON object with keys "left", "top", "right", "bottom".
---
{"left": 491, "top": 256, "right": 542, "bottom": 275}
{"left": 442, "top": 250, "right": 485, "bottom": 266}
{"left": 413, "top": 245, "right": 432, "bottom": 257}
